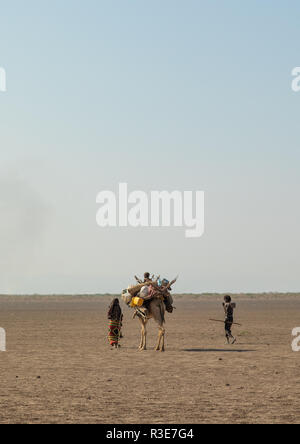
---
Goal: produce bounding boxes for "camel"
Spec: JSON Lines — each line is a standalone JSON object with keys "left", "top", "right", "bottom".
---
{"left": 123, "top": 276, "right": 177, "bottom": 352}
{"left": 133, "top": 296, "right": 169, "bottom": 352}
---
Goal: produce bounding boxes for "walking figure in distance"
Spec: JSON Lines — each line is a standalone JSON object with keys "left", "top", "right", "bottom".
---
{"left": 223, "top": 295, "right": 236, "bottom": 345}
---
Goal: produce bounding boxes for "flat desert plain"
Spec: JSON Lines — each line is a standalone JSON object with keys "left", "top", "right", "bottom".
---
{"left": 0, "top": 294, "right": 299, "bottom": 424}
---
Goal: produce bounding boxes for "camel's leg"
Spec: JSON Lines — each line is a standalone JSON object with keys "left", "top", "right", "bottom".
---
{"left": 160, "top": 326, "right": 165, "bottom": 352}
{"left": 155, "top": 327, "right": 163, "bottom": 352}
{"left": 140, "top": 323, "right": 147, "bottom": 350}
{"left": 138, "top": 318, "right": 147, "bottom": 350}
{"left": 155, "top": 326, "right": 165, "bottom": 352}
{"left": 142, "top": 324, "right": 147, "bottom": 350}
{"left": 139, "top": 321, "right": 144, "bottom": 349}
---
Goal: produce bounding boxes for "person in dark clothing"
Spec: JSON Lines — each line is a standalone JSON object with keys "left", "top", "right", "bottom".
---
{"left": 143, "top": 272, "right": 152, "bottom": 283}
{"left": 107, "top": 298, "right": 123, "bottom": 348}
{"left": 223, "top": 295, "right": 236, "bottom": 344}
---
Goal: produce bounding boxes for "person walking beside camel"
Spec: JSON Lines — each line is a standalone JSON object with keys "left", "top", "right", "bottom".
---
{"left": 107, "top": 298, "right": 123, "bottom": 349}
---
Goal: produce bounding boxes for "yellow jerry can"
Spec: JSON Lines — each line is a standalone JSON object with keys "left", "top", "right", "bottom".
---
{"left": 130, "top": 297, "right": 144, "bottom": 308}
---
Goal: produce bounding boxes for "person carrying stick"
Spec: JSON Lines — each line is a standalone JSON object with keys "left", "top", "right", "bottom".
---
{"left": 223, "top": 295, "right": 237, "bottom": 345}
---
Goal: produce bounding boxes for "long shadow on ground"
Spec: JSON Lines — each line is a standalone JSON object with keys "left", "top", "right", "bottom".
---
{"left": 183, "top": 348, "right": 256, "bottom": 353}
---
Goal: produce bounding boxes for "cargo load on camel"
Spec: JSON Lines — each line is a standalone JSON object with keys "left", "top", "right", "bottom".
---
{"left": 121, "top": 273, "right": 177, "bottom": 318}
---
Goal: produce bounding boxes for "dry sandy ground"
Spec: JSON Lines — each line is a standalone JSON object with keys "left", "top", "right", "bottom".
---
{"left": 0, "top": 294, "right": 299, "bottom": 424}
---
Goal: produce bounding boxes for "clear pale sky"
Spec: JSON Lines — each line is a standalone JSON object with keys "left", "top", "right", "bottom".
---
{"left": 0, "top": 0, "right": 299, "bottom": 294}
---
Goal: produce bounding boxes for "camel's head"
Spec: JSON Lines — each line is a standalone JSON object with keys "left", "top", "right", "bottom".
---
{"left": 121, "top": 289, "right": 132, "bottom": 305}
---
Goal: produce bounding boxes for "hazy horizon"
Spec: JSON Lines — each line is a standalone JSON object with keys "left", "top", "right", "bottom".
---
{"left": 1, "top": 1, "right": 299, "bottom": 294}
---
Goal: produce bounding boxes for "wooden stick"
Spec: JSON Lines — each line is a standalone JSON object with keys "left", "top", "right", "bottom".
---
{"left": 134, "top": 275, "right": 142, "bottom": 284}
{"left": 209, "top": 319, "right": 242, "bottom": 327}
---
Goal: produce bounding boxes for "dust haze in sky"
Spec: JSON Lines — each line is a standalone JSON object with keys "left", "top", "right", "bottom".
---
{"left": 0, "top": 171, "right": 50, "bottom": 293}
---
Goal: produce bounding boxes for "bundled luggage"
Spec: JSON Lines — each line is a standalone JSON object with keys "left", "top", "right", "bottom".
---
{"left": 121, "top": 274, "right": 177, "bottom": 313}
